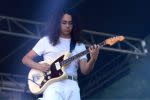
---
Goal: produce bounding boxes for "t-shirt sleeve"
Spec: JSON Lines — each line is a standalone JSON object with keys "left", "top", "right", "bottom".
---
{"left": 78, "top": 43, "right": 88, "bottom": 61}
{"left": 32, "top": 37, "right": 46, "bottom": 56}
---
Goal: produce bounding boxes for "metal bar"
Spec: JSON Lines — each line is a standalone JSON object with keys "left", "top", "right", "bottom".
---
{"left": 0, "top": 16, "right": 44, "bottom": 25}
{"left": 12, "top": 20, "right": 35, "bottom": 35}
{"left": 0, "top": 39, "right": 32, "bottom": 63}
{"left": 0, "top": 73, "right": 26, "bottom": 78}
{"left": 7, "top": 19, "right": 11, "bottom": 32}
{"left": 85, "top": 44, "right": 146, "bottom": 56}
{"left": 0, "top": 87, "right": 30, "bottom": 93}
{"left": 0, "top": 30, "right": 40, "bottom": 39}
{"left": 82, "top": 29, "right": 143, "bottom": 41}
{"left": 102, "top": 47, "right": 146, "bottom": 56}
{"left": 0, "top": 73, "right": 30, "bottom": 93}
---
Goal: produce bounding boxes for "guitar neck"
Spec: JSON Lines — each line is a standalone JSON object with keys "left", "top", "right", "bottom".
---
{"left": 60, "top": 41, "right": 106, "bottom": 66}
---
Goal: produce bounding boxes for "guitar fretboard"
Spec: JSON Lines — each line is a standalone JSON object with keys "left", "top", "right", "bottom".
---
{"left": 60, "top": 41, "right": 106, "bottom": 66}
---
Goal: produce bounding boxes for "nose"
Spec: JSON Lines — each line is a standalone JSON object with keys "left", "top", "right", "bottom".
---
{"left": 66, "top": 23, "right": 70, "bottom": 28}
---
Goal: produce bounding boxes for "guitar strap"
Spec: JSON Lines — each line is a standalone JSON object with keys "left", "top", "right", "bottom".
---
{"left": 70, "top": 39, "right": 76, "bottom": 53}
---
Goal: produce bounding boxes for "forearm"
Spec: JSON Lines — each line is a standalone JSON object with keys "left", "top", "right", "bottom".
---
{"left": 85, "top": 58, "right": 96, "bottom": 74}
{"left": 22, "top": 56, "right": 40, "bottom": 70}
{"left": 81, "top": 44, "right": 100, "bottom": 74}
{"left": 80, "top": 58, "right": 96, "bottom": 75}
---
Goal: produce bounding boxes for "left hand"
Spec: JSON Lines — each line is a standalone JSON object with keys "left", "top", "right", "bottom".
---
{"left": 89, "top": 44, "right": 100, "bottom": 61}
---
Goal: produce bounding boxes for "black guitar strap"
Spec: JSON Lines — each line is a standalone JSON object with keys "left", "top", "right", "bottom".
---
{"left": 70, "top": 39, "right": 76, "bottom": 53}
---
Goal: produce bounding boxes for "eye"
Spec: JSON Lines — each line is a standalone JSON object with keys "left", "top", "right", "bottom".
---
{"left": 69, "top": 22, "right": 72, "bottom": 25}
{"left": 62, "top": 21, "right": 67, "bottom": 24}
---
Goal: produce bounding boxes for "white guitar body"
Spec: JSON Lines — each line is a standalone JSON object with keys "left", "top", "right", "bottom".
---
{"left": 28, "top": 52, "right": 71, "bottom": 94}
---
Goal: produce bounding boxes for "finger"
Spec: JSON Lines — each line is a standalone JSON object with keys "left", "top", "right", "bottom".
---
{"left": 90, "top": 48, "right": 96, "bottom": 53}
{"left": 94, "top": 44, "right": 97, "bottom": 49}
{"left": 95, "top": 45, "right": 100, "bottom": 49}
{"left": 96, "top": 45, "right": 100, "bottom": 50}
{"left": 93, "top": 45, "right": 98, "bottom": 51}
{"left": 95, "top": 44, "right": 100, "bottom": 49}
{"left": 89, "top": 47, "right": 92, "bottom": 52}
{"left": 42, "top": 68, "right": 47, "bottom": 72}
{"left": 89, "top": 45, "right": 94, "bottom": 51}
{"left": 91, "top": 45, "right": 94, "bottom": 49}
{"left": 44, "top": 63, "right": 49, "bottom": 66}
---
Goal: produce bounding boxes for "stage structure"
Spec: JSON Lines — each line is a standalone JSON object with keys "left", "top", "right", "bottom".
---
{"left": 0, "top": 16, "right": 148, "bottom": 99}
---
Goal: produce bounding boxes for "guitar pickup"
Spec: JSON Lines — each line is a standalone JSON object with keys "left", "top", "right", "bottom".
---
{"left": 55, "top": 62, "right": 61, "bottom": 70}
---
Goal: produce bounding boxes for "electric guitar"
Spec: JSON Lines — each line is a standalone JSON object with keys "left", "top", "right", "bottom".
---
{"left": 28, "top": 36, "right": 125, "bottom": 94}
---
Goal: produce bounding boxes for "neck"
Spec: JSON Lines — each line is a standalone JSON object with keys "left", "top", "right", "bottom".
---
{"left": 60, "top": 33, "right": 71, "bottom": 39}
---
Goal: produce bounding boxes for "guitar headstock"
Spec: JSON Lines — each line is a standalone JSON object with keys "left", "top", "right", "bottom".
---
{"left": 105, "top": 36, "right": 125, "bottom": 46}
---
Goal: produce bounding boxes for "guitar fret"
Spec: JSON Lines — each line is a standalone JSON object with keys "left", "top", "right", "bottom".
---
{"left": 60, "top": 41, "right": 106, "bottom": 66}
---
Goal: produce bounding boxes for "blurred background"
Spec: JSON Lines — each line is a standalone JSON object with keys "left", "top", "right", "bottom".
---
{"left": 0, "top": 0, "right": 150, "bottom": 100}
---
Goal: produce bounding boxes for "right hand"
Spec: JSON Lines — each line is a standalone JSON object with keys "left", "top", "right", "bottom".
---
{"left": 37, "top": 63, "right": 50, "bottom": 72}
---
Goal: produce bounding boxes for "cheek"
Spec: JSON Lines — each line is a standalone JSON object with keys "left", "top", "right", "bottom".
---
{"left": 61, "top": 25, "right": 65, "bottom": 30}
{"left": 70, "top": 26, "right": 73, "bottom": 30}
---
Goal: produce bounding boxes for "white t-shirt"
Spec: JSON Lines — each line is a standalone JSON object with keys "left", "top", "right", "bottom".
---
{"left": 32, "top": 36, "right": 87, "bottom": 76}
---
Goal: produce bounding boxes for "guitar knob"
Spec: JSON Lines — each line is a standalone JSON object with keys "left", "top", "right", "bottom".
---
{"left": 48, "top": 76, "right": 51, "bottom": 79}
{"left": 47, "top": 71, "right": 51, "bottom": 75}
{"left": 59, "top": 73, "right": 62, "bottom": 76}
{"left": 43, "top": 79, "right": 47, "bottom": 82}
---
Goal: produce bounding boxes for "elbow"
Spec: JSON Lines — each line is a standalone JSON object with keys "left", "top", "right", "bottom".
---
{"left": 22, "top": 56, "right": 27, "bottom": 65}
{"left": 22, "top": 56, "right": 25, "bottom": 64}
{"left": 80, "top": 65, "right": 91, "bottom": 75}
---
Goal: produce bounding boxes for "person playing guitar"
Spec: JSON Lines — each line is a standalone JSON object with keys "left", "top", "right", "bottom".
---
{"left": 22, "top": 9, "right": 124, "bottom": 100}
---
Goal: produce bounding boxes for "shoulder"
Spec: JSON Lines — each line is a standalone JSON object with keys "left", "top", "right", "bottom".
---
{"left": 40, "top": 36, "right": 49, "bottom": 40}
{"left": 76, "top": 42, "right": 86, "bottom": 47}
{"left": 76, "top": 43, "right": 86, "bottom": 49}
{"left": 38, "top": 36, "right": 49, "bottom": 42}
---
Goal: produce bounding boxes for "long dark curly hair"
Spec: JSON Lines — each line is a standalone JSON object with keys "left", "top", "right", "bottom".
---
{"left": 46, "top": 9, "right": 82, "bottom": 46}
